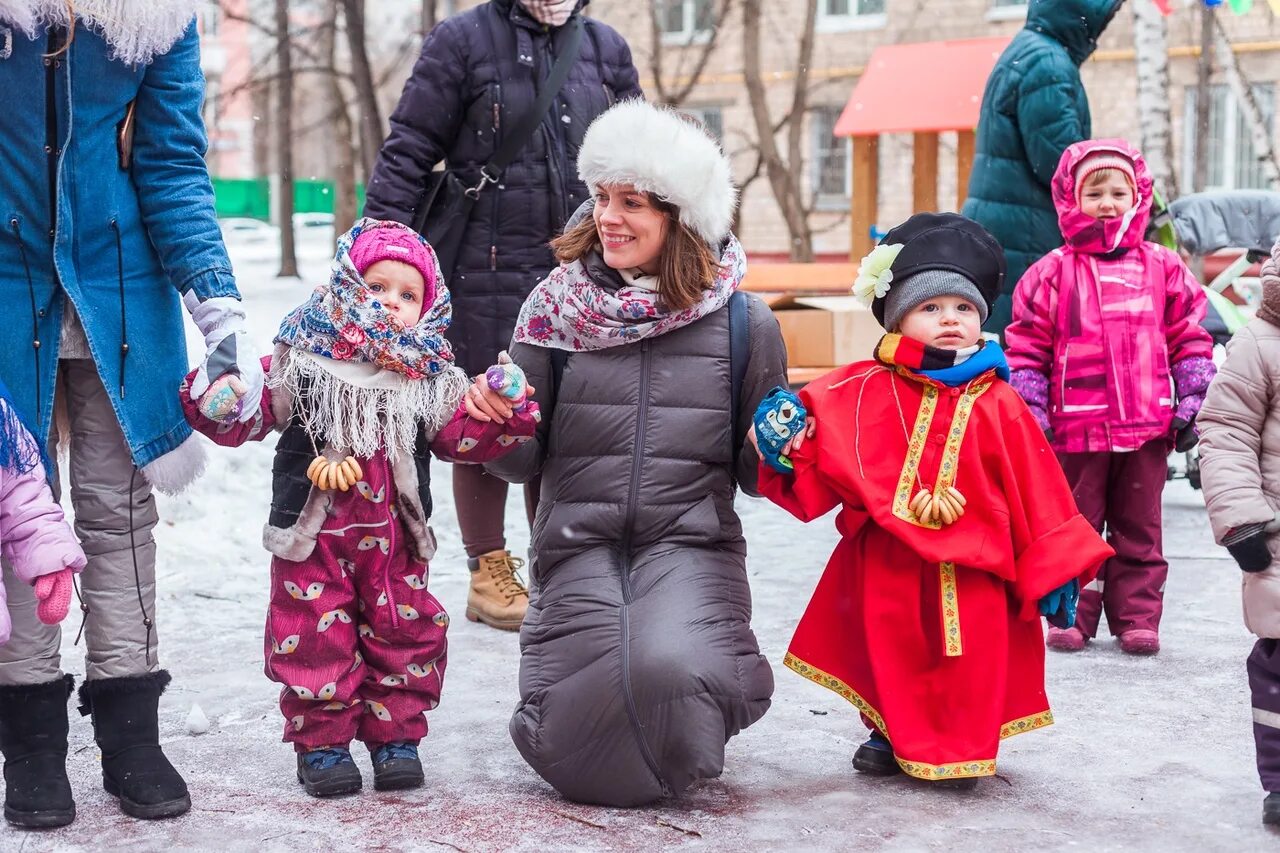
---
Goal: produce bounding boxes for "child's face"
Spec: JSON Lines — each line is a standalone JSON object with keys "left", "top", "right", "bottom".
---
{"left": 1079, "top": 172, "right": 1135, "bottom": 221}
{"left": 364, "top": 260, "right": 426, "bottom": 328}
{"left": 897, "top": 296, "right": 982, "bottom": 350}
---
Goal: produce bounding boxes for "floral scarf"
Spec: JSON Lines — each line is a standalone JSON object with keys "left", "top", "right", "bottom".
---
{"left": 272, "top": 219, "right": 469, "bottom": 459}
{"left": 513, "top": 235, "right": 746, "bottom": 351}
{"left": 275, "top": 219, "right": 456, "bottom": 380}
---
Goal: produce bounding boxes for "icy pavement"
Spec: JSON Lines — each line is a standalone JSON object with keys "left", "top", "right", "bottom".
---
{"left": 4, "top": 250, "right": 1275, "bottom": 851}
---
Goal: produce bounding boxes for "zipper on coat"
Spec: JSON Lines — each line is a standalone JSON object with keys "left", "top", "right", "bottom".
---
{"left": 10, "top": 219, "right": 43, "bottom": 425}
{"left": 615, "top": 340, "right": 668, "bottom": 793}
{"left": 110, "top": 219, "right": 129, "bottom": 398}
{"left": 44, "top": 29, "right": 61, "bottom": 245}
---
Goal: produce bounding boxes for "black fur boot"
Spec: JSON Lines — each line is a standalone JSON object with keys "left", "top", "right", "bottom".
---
{"left": 0, "top": 676, "right": 76, "bottom": 828}
{"left": 78, "top": 671, "right": 190, "bottom": 820}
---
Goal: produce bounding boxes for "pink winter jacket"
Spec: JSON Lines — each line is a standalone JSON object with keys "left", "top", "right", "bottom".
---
{"left": 1199, "top": 316, "right": 1280, "bottom": 639}
{"left": 0, "top": 403, "right": 87, "bottom": 646}
{"left": 1006, "top": 139, "right": 1215, "bottom": 454}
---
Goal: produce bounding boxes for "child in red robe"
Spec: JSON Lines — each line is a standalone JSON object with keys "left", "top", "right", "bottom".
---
{"left": 753, "top": 213, "right": 1113, "bottom": 788}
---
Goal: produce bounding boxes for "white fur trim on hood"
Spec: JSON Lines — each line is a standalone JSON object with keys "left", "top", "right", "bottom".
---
{"left": 0, "top": 0, "right": 200, "bottom": 65}
{"left": 576, "top": 100, "right": 737, "bottom": 245}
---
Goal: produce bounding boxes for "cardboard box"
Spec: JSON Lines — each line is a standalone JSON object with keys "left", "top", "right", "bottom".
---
{"left": 765, "top": 294, "right": 882, "bottom": 368}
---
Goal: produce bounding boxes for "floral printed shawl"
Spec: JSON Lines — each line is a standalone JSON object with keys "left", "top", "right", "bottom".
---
{"left": 513, "top": 235, "right": 746, "bottom": 351}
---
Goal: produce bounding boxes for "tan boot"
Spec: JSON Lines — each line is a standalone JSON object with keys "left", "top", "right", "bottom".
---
{"left": 465, "top": 550, "right": 529, "bottom": 631}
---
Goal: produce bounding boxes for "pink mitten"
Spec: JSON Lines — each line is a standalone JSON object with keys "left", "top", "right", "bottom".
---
{"left": 34, "top": 569, "right": 73, "bottom": 625}
{"left": 198, "top": 373, "right": 249, "bottom": 423}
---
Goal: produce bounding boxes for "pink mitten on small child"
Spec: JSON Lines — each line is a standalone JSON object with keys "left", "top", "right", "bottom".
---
{"left": 198, "top": 373, "right": 249, "bottom": 423}
{"left": 34, "top": 569, "right": 73, "bottom": 626}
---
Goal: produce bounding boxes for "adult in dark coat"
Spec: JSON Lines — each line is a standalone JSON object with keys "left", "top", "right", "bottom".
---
{"left": 470, "top": 102, "right": 784, "bottom": 806}
{"left": 961, "top": 0, "right": 1123, "bottom": 337}
{"left": 364, "top": 0, "right": 642, "bottom": 630}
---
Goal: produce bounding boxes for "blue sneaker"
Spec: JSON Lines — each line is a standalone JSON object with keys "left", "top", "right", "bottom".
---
{"left": 369, "top": 742, "right": 423, "bottom": 791}
{"left": 852, "top": 731, "right": 900, "bottom": 776}
{"left": 296, "top": 746, "right": 361, "bottom": 797}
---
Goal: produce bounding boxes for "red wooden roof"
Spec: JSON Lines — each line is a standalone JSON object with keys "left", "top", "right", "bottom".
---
{"left": 834, "top": 36, "right": 1012, "bottom": 136}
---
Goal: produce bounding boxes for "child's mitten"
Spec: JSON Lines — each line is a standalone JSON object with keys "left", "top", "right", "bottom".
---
{"left": 33, "top": 569, "right": 73, "bottom": 626}
{"left": 486, "top": 351, "right": 528, "bottom": 407}
{"left": 1038, "top": 578, "right": 1079, "bottom": 629}
{"left": 753, "top": 386, "right": 807, "bottom": 474}
{"left": 1224, "top": 521, "right": 1276, "bottom": 572}
{"left": 1009, "top": 368, "right": 1053, "bottom": 440}
{"left": 198, "top": 373, "right": 250, "bottom": 423}
{"left": 1170, "top": 357, "right": 1215, "bottom": 451}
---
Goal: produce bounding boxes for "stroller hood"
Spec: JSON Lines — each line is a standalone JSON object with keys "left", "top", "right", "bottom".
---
{"left": 1169, "top": 190, "right": 1280, "bottom": 257}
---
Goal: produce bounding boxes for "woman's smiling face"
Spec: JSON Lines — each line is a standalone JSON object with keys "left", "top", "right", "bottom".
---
{"left": 592, "top": 184, "right": 669, "bottom": 275}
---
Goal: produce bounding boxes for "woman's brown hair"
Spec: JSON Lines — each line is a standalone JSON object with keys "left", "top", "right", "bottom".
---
{"left": 550, "top": 195, "right": 720, "bottom": 312}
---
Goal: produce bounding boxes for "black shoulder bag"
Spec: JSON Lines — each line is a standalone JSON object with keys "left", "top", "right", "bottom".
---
{"left": 411, "top": 16, "right": 585, "bottom": 281}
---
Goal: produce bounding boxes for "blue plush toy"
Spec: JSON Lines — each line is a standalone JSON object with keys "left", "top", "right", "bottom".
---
{"left": 1038, "top": 579, "right": 1079, "bottom": 629}
{"left": 753, "top": 386, "right": 807, "bottom": 474}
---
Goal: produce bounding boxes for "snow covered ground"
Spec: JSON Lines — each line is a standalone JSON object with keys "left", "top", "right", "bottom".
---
{"left": 8, "top": 242, "right": 1276, "bottom": 851}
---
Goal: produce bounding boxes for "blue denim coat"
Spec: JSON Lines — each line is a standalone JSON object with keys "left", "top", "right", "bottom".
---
{"left": 0, "top": 20, "right": 237, "bottom": 468}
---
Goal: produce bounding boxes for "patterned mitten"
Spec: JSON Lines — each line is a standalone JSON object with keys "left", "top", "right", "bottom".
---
{"left": 1038, "top": 579, "right": 1079, "bottom": 629}
{"left": 1009, "top": 368, "right": 1053, "bottom": 440}
{"left": 486, "top": 351, "right": 529, "bottom": 407}
{"left": 34, "top": 569, "right": 73, "bottom": 625}
{"left": 753, "top": 386, "right": 807, "bottom": 474}
{"left": 1170, "top": 357, "right": 1215, "bottom": 451}
{"left": 198, "top": 373, "right": 250, "bottom": 423}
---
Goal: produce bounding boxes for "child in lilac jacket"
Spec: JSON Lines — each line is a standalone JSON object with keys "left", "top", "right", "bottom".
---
{"left": 1005, "top": 139, "right": 1215, "bottom": 656}
{"left": 181, "top": 220, "right": 538, "bottom": 798}
{"left": 0, "top": 386, "right": 86, "bottom": 647}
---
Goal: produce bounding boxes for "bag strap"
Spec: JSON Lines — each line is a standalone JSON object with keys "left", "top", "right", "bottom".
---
{"left": 467, "top": 16, "right": 586, "bottom": 200}
{"left": 728, "top": 290, "right": 750, "bottom": 475}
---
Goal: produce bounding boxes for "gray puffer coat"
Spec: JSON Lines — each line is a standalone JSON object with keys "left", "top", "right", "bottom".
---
{"left": 485, "top": 249, "right": 786, "bottom": 806}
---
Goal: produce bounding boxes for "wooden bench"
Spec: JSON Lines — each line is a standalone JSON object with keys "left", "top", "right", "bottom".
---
{"left": 741, "top": 262, "right": 861, "bottom": 386}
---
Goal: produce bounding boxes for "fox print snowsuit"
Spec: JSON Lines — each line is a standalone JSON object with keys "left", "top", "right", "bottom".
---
{"left": 182, "top": 354, "right": 537, "bottom": 750}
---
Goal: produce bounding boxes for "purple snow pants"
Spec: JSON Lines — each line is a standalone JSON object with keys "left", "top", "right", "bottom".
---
{"left": 1249, "top": 639, "right": 1280, "bottom": 793}
{"left": 1057, "top": 439, "right": 1170, "bottom": 638}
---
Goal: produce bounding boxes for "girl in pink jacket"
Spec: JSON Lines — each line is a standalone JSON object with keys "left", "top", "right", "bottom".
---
{"left": 1006, "top": 139, "right": 1215, "bottom": 656}
{"left": 0, "top": 385, "right": 85, "bottom": 647}
{"left": 182, "top": 220, "right": 539, "bottom": 798}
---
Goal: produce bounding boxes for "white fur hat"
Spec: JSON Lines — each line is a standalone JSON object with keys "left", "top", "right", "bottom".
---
{"left": 576, "top": 100, "right": 737, "bottom": 245}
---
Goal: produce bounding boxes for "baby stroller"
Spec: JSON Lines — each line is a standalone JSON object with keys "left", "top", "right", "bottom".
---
{"left": 1151, "top": 189, "right": 1280, "bottom": 488}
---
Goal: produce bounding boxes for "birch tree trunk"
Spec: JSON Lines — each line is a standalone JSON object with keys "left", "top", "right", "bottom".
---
{"left": 1213, "top": 15, "right": 1280, "bottom": 189}
{"left": 323, "top": 0, "right": 359, "bottom": 233}
{"left": 742, "top": 0, "right": 817, "bottom": 261}
{"left": 275, "top": 0, "right": 298, "bottom": 278}
{"left": 340, "top": 0, "right": 386, "bottom": 180}
{"left": 1133, "top": 0, "right": 1180, "bottom": 198}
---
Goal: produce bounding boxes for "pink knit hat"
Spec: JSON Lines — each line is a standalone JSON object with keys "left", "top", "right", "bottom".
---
{"left": 1074, "top": 150, "right": 1137, "bottom": 207}
{"left": 349, "top": 222, "right": 437, "bottom": 303}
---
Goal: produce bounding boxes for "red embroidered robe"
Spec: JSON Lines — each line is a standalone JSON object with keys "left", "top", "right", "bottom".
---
{"left": 758, "top": 362, "right": 1112, "bottom": 781}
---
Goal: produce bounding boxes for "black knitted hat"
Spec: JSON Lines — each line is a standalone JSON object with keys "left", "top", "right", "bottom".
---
{"left": 870, "top": 213, "right": 1006, "bottom": 328}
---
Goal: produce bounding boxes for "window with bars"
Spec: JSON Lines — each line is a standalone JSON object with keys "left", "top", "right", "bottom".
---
{"left": 657, "top": 0, "right": 715, "bottom": 43}
{"left": 679, "top": 106, "right": 725, "bottom": 143}
{"left": 817, "top": 0, "right": 886, "bottom": 33}
{"left": 811, "top": 106, "right": 851, "bottom": 208}
{"left": 1184, "top": 84, "right": 1276, "bottom": 190}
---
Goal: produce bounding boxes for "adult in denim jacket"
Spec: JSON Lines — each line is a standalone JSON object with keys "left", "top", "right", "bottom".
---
{"left": 0, "top": 3, "right": 262, "bottom": 827}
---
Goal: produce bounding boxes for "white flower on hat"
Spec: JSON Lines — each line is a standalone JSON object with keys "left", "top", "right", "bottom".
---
{"left": 853, "top": 243, "right": 904, "bottom": 304}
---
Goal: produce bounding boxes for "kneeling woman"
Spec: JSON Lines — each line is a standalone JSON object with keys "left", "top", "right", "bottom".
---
{"left": 468, "top": 101, "right": 786, "bottom": 806}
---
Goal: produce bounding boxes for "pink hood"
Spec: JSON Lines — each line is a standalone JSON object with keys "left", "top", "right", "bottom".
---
{"left": 1052, "top": 138, "right": 1154, "bottom": 255}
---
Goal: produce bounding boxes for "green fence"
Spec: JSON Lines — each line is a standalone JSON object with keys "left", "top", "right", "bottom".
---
{"left": 212, "top": 178, "right": 365, "bottom": 221}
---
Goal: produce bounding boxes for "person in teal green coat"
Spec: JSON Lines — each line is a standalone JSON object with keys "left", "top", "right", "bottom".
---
{"left": 961, "top": 0, "right": 1124, "bottom": 338}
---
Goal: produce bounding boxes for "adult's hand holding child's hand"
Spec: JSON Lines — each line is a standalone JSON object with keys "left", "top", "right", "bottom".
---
{"left": 466, "top": 354, "right": 536, "bottom": 425}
